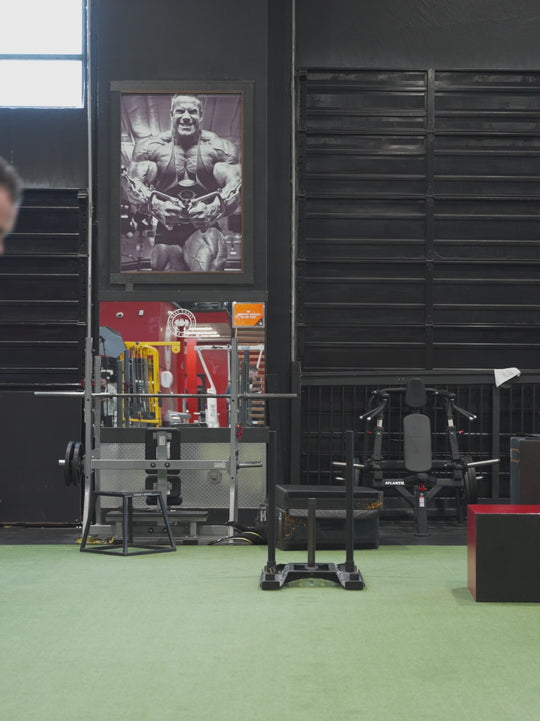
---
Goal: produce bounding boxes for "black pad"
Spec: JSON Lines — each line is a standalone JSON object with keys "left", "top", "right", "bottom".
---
{"left": 405, "top": 378, "right": 427, "bottom": 409}
{"left": 144, "top": 427, "right": 181, "bottom": 475}
{"left": 403, "top": 413, "right": 432, "bottom": 472}
{"left": 144, "top": 428, "right": 182, "bottom": 506}
{"left": 145, "top": 427, "right": 181, "bottom": 458}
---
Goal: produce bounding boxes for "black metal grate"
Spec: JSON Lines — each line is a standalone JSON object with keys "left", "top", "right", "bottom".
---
{"left": 296, "top": 69, "right": 540, "bottom": 498}
{"left": 300, "top": 375, "right": 540, "bottom": 501}
{"left": 0, "top": 189, "right": 88, "bottom": 389}
{"left": 296, "top": 69, "right": 540, "bottom": 372}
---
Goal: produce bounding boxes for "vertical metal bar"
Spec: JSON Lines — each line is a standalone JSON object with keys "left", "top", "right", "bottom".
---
{"left": 321, "top": 385, "right": 325, "bottom": 484}
{"left": 533, "top": 383, "right": 537, "bottom": 434}
{"left": 266, "top": 430, "right": 277, "bottom": 568}
{"left": 341, "top": 385, "right": 346, "bottom": 472}
{"left": 158, "top": 492, "right": 177, "bottom": 550}
{"left": 84, "top": 355, "right": 102, "bottom": 531}
{"left": 122, "top": 495, "right": 129, "bottom": 556}
{"left": 155, "top": 429, "right": 168, "bottom": 503}
{"left": 290, "top": 0, "right": 298, "bottom": 366}
{"left": 519, "top": 384, "right": 523, "bottom": 434}
{"left": 239, "top": 350, "right": 249, "bottom": 427}
{"left": 491, "top": 384, "right": 501, "bottom": 499}
{"left": 82, "top": 0, "right": 94, "bottom": 532}
{"left": 414, "top": 486, "right": 429, "bottom": 536}
{"left": 345, "top": 430, "right": 355, "bottom": 571}
{"left": 117, "top": 357, "right": 124, "bottom": 427}
{"left": 229, "top": 338, "right": 239, "bottom": 530}
{"left": 425, "top": 68, "right": 435, "bottom": 371}
{"left": 289, "top": 361, "right": 302, "bottom": 484}
{"left": 142, "top": 354, "right": 150, "bottom": 417}
{"left": 127, "top": 495, "right": 134, "bottom": 545}
{"left": 307, "top": 497, "right": 316, "bottom": 567}
{"left": 80, "top": 490, "right": 97, "bottom": 551}
{"left": 352, "top": 385, "right": 357, "bottom": 434}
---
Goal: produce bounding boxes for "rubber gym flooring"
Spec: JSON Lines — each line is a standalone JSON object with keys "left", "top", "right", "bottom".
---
{"left": 1, "top": 536, "right": 538, "bottom": 721}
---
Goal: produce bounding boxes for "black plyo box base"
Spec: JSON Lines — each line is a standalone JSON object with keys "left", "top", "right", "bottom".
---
{"left": 468, "top": 505, "right": 540, "bottom": 602}
{"left": 275, "top": 484, "right": 383, "bottom": 511}
{"left": 273, "top": 485, "right": 382, "bottom": 551}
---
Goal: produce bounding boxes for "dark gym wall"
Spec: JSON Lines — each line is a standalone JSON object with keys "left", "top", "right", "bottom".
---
{"left": 0, "top": 33, "right": 87, "bottom": 522}
{"left": 292, "top": 0, "right": 540, "bottom": 491}
{"left": 4, "top": 0, "right": 540, "bottom": 517}
{"left": 0, "top": 0, "right": 287, "bottom": 522}
{"left": 289, "top": 0, "right": 540, "bottom": 376}
{"left": 295, "top": 0, "right": 540, "bottom": 69}
{"left": 0, "top": 109, "right": 87, "bottom": 189}
{"left": 93, "top": 0, "right": 270, "bottom": 299}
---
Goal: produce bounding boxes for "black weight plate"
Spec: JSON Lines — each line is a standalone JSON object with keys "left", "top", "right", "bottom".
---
{"left": 464, "top": 466, "right": 478, "bottom": 505}
{"left": 64, "top": 441, "right": 76, "bottom": 486}
{"left": 71, "top": 442, "right": 84, "bottom": 485}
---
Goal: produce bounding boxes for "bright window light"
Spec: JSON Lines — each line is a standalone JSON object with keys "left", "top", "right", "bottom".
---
{"left": 0, "top": 0, "right": 84, "bottom": 108}
{"left": 0, "top": 61, "right": 83, "bottom": 108}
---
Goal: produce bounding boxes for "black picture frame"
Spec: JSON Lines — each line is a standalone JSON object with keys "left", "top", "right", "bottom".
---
{"left": 109, "top": 80, "right": 254, "bottom": 285}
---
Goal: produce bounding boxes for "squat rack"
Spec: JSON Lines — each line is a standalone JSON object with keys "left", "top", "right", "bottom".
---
{"left": 37, "top": 337, "right": 296, "bottom": 537}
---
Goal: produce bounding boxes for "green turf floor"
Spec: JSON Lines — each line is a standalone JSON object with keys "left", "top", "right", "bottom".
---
{"left": 1, "top": 544, "right": 539, "bottom": 721}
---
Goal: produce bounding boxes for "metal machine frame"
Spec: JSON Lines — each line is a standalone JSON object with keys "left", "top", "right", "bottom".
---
{"left": 41, "top": 338, "right": 295, "bottom": 542}
{"left": 356, "top": 378, "right": 498, "bottom": 535}
{"left": 261, "top": 430, "right": 365, "bottom": 590}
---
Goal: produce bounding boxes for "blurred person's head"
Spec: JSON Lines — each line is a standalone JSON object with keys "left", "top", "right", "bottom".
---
{"left": 0, "top": 157, "right": 23, "bottom": 254}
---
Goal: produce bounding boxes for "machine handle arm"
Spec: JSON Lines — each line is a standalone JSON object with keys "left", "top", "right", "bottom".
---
{"left": 465, "top": 458, "right": 499, "bottom": 468}
{"left": 359, "top": 399, "right": 387, "bottom": 421}
{"left": 452, "top": 403, "right": 477, "bottom": 421}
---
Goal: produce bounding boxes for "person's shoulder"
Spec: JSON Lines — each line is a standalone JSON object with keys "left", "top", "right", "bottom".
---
{"left": 200, "top": 129, "right": 220, "bottom": 145}
{"left": 133, "top": 133, "right": 172, "bottom": 157}
{"left": 200, "top": 131, "right": 238, "bottom": 161}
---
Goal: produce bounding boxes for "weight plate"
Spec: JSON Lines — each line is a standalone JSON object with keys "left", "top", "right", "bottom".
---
{"left": 64, "top": 441, "right": 84, "bottom": 486}
{"left": 464, "top": 466, "right": 478, "bottom": 505}
{"left": 64, "top": 441, "right": 76, "bottom": 486}
{"left": 71, "top": 442, "right": 84, "bottom": 486}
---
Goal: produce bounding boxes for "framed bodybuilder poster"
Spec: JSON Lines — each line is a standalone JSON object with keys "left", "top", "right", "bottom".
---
{"left": 109, "top": 80, "right": 253, "bottom": 284}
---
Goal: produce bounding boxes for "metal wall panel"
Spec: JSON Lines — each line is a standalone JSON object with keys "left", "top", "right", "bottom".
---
{"left": 0, "top": 189, "right": 88, "bottom": 390}
{"left": 297, "top": 70, "right": 430, "bottom": 373}
{"left": 296, "top": 69, "right": 540, "bottom": 496}
{"left": 0, "top": 190, "right": 87, "bottom": 522}
{"left": 300, "top": 375, "right": 540, "bottom": 501}
{"left": 297, "top": 69, "right": 540, "bottom": 373}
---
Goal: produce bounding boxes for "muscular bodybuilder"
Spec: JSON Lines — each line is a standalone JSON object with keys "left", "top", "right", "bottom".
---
{"left": 122, "top": 94, "right": 241, "bottom": 272}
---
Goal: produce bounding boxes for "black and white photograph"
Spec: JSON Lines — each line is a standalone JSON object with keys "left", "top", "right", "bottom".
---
{"left": 118, "top": 90, "right": 245, "bottom": 274}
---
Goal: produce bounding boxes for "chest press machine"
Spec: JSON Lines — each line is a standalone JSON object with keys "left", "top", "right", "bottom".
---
{"left": 356, "top": 378, "right": 499, "bottom": 536}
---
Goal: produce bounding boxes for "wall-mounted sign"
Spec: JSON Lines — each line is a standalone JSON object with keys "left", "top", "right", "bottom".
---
{"left": 232, "top": 302, "right": 265, "bottom": 327}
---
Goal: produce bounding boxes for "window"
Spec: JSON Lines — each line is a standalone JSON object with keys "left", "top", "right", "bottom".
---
{"left": 0, "top": 1, "right": 85, "bottom": 108}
